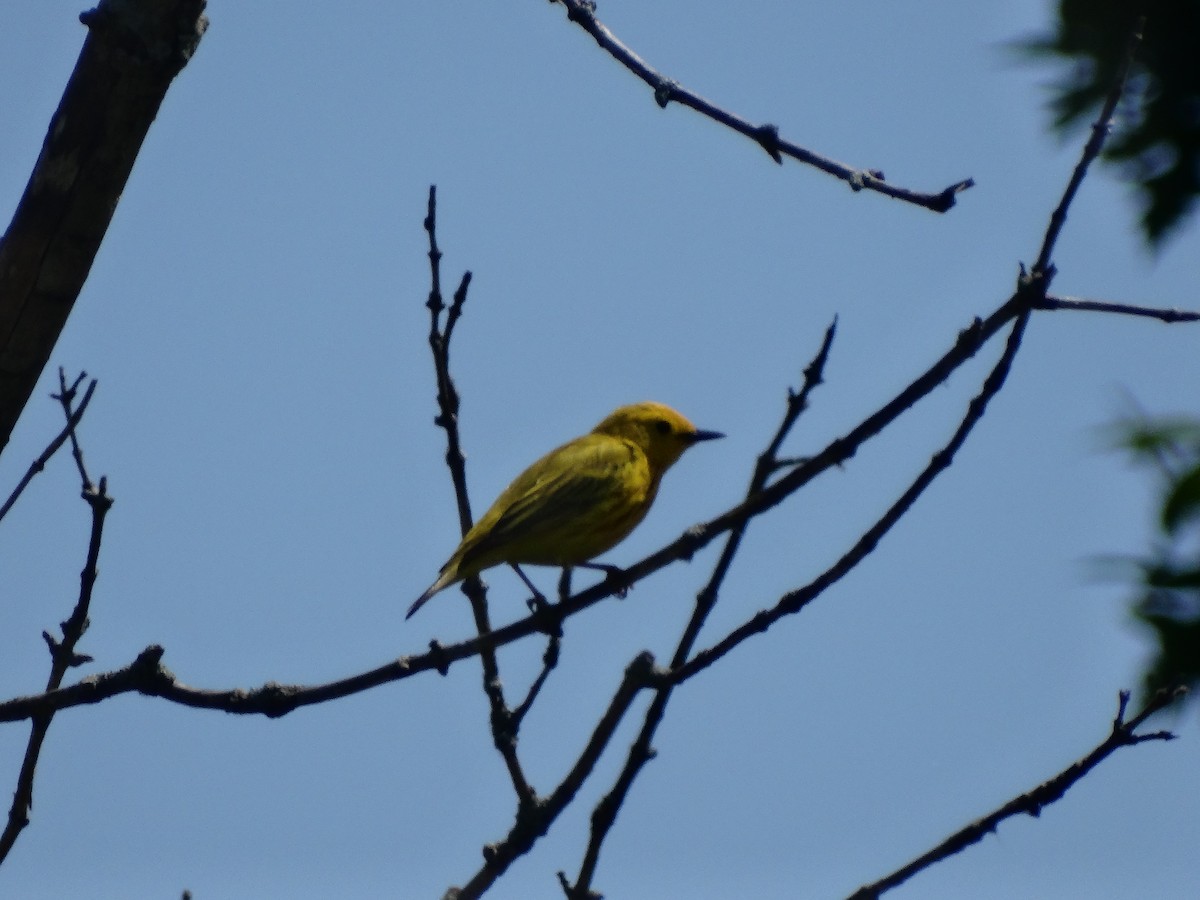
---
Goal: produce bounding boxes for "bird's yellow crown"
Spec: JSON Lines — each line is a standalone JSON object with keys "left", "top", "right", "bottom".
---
{"left": 591, "top": 401, "right": 722, "bottom": 476}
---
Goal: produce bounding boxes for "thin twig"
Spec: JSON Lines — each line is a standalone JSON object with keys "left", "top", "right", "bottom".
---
{"left": 424, "top": 185, "right": 474, "bottom": 535}
{"left": 53, "top": 368, "right": 94, "bottom": 490}
{"left": 453, "top": 653, "right": 660, "bottom": 900}
{"left": 0, "top": 389, "right": 111, "bottom": 863}
{"left": 550, "top": 0, "right": 973, "bottom": 212}
{"left": 765, "top": 318, "right": 838, "bottom": 471}
{"left": 1038, "top": 293, "right": 1200, "bottom": 323}
{"left": 0, "top": 372, "right": 96, "bottom": 524}
{"left": 675, "top": 310, "right": 1030, "bottom": 684}
{"left": 511, "top": 634, "right": 561, "bottom": 730}
{"left": 569, "top": 319, "right": 838, "bottom": 897}
{"left": 422, "top": 186, "right": 536, "bottom": 809}
{"left": 847, "top": 688, "right": 1183, "bottom": 899}
{"left": 1032, "top": 14, "right": 1146, "bottom": 279}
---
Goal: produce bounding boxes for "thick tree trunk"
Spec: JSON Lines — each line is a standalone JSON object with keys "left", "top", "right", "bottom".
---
{"left": 0, "top": 0, "right": 208, "bottom": 454}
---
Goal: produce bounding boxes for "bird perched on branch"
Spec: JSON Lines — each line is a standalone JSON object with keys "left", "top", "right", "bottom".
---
{"left": 407, "top": 401, "right": 723, "bottom": 619}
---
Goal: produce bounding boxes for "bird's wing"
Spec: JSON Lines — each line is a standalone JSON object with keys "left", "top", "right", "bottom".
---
{"left": 456, "top": 435, "right": 648, "bottom": 571}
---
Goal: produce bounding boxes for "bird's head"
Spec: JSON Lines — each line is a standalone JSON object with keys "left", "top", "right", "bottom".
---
{"left": 592, "top": 401, "right": 723, "bottom": 474}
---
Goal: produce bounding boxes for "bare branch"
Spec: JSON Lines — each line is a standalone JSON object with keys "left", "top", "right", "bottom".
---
{"left": 1038, "top": 293, "right": 1200, "bottom": 323}
{"left": 1032, "top": 14, "right": 1146, "bottom": 280}
{"left": 424, "top": 185, "right": 475, "bottom": 537}
{"left": 53, "top": 368, "right": 95, "bottom": 490}
{"left": 0, "top": 438, "right": 113, "bottom": 863}
{"left": 675, "top": 310, "right": 1030, "bottom": 684}
{"left": 510, "top": 634, "right": 561, "bottom": 731}
{"left": 549, "top": 0, "right": 973, "bottom": 213}
{"left": 0, "top": 371, "right": 96, "bottom": 524}
{"left": 763, "top": 317, "right": 838, "bottom": 471}
{"left": 423, "top": 186, "right": 536, "bottom": 810}
{"left": 846, "top": 688, "right": 1184, "bottom": 900}
{"left": 568, "top": 322, "right": 839, "bottom": 897}
{"left": 453, "top": 653, "right": 660, "bottom": 900}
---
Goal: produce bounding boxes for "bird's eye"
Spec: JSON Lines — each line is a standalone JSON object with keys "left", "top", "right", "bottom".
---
{"left": 654, "top": 419, "right": 672, "bottom": 435}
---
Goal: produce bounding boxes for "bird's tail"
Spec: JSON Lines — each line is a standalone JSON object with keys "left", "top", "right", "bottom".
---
{"left": 406, "top": 569, "right": 453, "bottom": 620}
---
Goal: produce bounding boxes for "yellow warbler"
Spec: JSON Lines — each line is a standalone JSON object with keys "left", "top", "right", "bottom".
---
{"left": 407, "top": 401, "right": 722, "bottom": 619}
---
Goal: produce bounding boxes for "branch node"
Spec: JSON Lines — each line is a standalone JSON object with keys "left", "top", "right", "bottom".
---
{"left": 753, "top": 123, "right": 783, "bottom": 164}
{"left": 557, "top": 870, "right": 602, "bottom": 900}
{"left": 531, "top": 601, "right": 565, "bottom": 637}
{"left": 653, "top": 77, "right": 679, "bottom": 109}
{"left": 931, "top": 177, "right": 975, "bottom": 212}
{"left": 427, "top": 640, "right": 451, "bottom": 676}
{"left": 679, "top": 524, "right": 708, "bottom": 559}
{"left": 40, "top": 630, "right": 92, "bottom": 667}
{"left": 1016, "top": 262, "right": 1054, "bottom": 306}
{"left": 1114, "top": 689, "right": 1132, "bottom": 726}
{"left": 956, "top": 317, "right": 984, "bottom": 346}
{"left": 626, "top": 650, "right": 658, "bottom": 686}
{"left": 131, "top": 644, "right": 167, "bottom": 676}
{"left": 83, "top": 480, "right": 114, "bottom": 512}
{"left": 566, "top": 0, "right": 597, "bottom": 24}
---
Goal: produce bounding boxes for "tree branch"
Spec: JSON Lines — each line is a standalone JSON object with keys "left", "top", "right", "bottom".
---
{"left": 0, "top": 370, "right": 96, "bottom": 524}
{"left": 0, "top": 392, "right": 112, "bottom": 863}
{"left": 847, "top": 688, "right": 1184, "bottom": 899}
{"left": 550, "top": 0, "right": 973, "bottom": 212}
{"left": 423, "top": 186, "right": 537, "bottom": 809}
{"left": 1037, "top": 293, "right": 1200, "bottom": 323}
{"left": 568, "top": 318, "right": 839, "bottom": 897}
{"left": 675, "top": 310, "right": 1029, "bottom": 684}
{"left": 424, "top": 185, "right": 474, "bottom": 538}
{"left": 1032, "top": 14, "right": 1145, "bottom": 280}
{"left": 452, "top": 652, "right": 660, "bottom": 900}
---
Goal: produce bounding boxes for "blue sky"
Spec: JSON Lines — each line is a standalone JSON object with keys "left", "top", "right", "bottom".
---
{"left": 1, "top": 2, "right": 1197, "bottom": 898}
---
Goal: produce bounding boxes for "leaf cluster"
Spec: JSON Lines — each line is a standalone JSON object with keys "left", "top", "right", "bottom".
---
{"left": 1115, "top": 418, "right": 1200, "bottom": 705}
{"left": 1022, "top": 0, "right": 1200, "bottom": 245}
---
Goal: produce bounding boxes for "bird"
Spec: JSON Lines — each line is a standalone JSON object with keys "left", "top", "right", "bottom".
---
{"left": 407, "top": 401, "right": 723, "bottom": 619}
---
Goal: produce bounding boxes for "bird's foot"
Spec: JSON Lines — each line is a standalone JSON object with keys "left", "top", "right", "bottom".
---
{"left": 527, "top": 592, "right": 563, "bottom": 637}
{"left": 525, "top": 589, "right": 550, "bottom": 615}
{"left": 579, "top": 562, "right": 631, "bottom": 598}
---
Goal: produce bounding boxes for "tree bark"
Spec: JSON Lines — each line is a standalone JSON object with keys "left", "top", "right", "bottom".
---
{"left": 0, "top": 0, "right": 208, "bottom": 455}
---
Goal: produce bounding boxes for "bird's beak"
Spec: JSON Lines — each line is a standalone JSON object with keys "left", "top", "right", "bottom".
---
{"left": 689, "top": 429, "right": 724, "bottom": 443}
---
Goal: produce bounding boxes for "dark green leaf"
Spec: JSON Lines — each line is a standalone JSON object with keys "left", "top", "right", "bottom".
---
{"left": 1019, "top": 0, "right": 1200, "bottom": 247}
{"left": 1162, "top": 463, "right": 1200, "bottom": 533}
